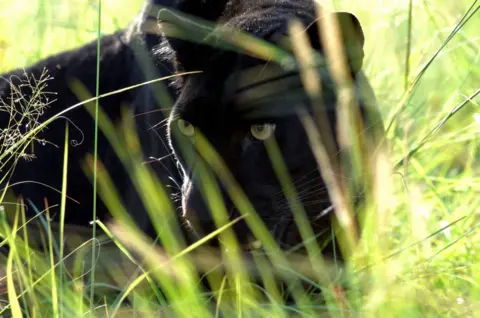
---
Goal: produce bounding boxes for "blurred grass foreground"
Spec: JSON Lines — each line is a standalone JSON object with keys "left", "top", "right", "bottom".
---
{"left": 0, "top": 0, "right": 479, "bottom": 317}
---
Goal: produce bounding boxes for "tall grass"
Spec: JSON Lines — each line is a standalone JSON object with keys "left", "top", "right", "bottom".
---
{"left": 0, "top": 0, "right": 478, "bottom": 317}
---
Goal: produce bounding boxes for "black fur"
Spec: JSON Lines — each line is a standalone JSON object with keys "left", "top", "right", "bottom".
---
{"left": 0, "top": 0, "right": 180, "bottom": 237}
{"left": 162, "top": 0, "right": 384, "bottom": 253}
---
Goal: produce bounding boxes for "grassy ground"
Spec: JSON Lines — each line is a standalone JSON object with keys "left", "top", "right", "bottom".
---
{"left": 0, "top": 0, "right": 479, "bottom": 317}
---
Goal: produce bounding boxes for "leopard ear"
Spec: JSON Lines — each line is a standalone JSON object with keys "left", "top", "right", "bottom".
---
{"left": 335, "top": 12, "right": 365, "bottom": 73}
{"left": 307, "top": 12, "right": 365, "bottom": 74}
{"left": 167, "top": 0, "right": 229, "bottom": 22}
{"left": 157, "top": 0, "right": 231, "bottom": 72}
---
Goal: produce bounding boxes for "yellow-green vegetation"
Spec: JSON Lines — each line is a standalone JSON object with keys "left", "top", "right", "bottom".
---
{"left": 0, "top": 0, "right": 478, "bottom": 317}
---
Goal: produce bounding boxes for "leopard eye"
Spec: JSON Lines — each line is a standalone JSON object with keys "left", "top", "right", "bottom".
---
{"left": 250, "top": 123, "right": 276, "bottom": 141}
{"left": 177, "top": 119, "right": 195, "bottom": 137}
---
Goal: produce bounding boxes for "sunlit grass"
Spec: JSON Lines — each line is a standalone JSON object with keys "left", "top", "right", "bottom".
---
{"left": 0, "top": 0, "right": 478, "bottom": 317}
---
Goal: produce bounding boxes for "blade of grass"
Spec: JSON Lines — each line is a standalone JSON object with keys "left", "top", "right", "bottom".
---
{"left": 5, "top": 209, "right": 23, "bottom": 318}
{"left": 19, "top": 202, "right": 39, "bottom": 313}
{"left": 404, "top": 0, "right": 413, "bottom": 92}
{"left": 90, "top": 0, "right": 103, "bottom": 306}
{"left": 58, "top": 121, "right": 69, "bottom": 318}
{"left": 45, "top": 201, "right": 59, "bottom": 317}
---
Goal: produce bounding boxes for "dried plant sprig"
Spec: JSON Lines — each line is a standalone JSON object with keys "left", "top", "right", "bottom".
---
{"left": 0, "top": 68, "right": 57, "bottom": 164}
